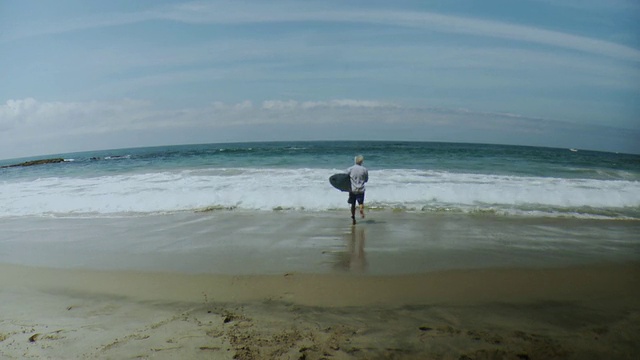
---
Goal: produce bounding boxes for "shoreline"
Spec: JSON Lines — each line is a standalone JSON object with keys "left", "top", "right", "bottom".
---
{"left": 2, "top": 211, "right": 639, "bottom": 275}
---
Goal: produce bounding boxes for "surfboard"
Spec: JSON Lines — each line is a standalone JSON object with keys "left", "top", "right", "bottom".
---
{"left": 329, "top": 173, "right": 351, "bottom": 192}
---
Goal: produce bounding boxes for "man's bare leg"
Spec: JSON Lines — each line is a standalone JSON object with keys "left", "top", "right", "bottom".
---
{"left": 350, "top": 203, "right": 356, "bottom": 225}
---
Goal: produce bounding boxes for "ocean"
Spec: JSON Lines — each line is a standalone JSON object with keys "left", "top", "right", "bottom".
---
{"left": 1, "top": 141, "right": 639, "bottom": 219}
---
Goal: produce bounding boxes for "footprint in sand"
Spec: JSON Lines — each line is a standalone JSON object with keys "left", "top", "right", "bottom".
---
{"left": 418, "top": 325, "right": 461, "bottom": 339}
{"left": 466, "top": 329, "right": 503, "bottom": 344}
{"left": 28, "top": 329, "right": 67, "bottom": 343}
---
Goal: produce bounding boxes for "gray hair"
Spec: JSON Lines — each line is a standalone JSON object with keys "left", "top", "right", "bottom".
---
{"left": 354, "top": 155, "right": 364, "bottom": 165}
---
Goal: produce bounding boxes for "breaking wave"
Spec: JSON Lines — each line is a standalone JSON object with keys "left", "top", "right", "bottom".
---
{"left": 1, "top": 168, "right": 639, "bottom": 219}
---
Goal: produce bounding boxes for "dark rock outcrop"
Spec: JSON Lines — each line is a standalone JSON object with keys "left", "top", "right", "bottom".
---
{"left": 1, "top": 158, "right": 66, "bottom": 168}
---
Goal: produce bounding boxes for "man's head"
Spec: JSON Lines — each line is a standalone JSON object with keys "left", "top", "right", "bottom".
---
{"left": 355, "top": 155, "right": 364, "bottom": 165}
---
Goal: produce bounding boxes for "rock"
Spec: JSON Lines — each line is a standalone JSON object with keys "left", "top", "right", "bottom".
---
{"left": 1, "top": 158, "right": 65, "bottom": 168}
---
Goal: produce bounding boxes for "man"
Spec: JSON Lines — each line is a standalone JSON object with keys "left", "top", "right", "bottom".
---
{"left": 346, "top": 155, "right": 368, "bottom": 225}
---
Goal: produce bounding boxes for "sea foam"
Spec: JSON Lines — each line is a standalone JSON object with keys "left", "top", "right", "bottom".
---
{"left": 2, "top": 168, "right": 639, "bottom": 219}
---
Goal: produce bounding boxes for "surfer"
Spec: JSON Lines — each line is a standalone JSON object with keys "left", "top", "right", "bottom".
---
{"left": 347, "top": 155, "right": 368, "bottom": 225}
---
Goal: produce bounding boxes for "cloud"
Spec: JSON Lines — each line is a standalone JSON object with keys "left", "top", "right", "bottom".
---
{"left": 3, "top": 97, "right": 631, "bottom": 130}
{"left": 0, "top": 97, "right": 475, "bottom": 140}
{"left": 0, "top": 98, "right": 154, "bottom": 134}
{"left": 1, "top": 96, "right": 630, "bottom": 137}
{"left": 1, "top": 98, "right": 392, "bottom": 136}
{"left": 261, "top": 100, "right": 298, "bottom": 111}
{"left": 1, "top": 97, "right": 638, "bottom": 159}
{"left": 149, "top": 2, "right": 640, "bottom": 62}
{"left": 3, "top": 1, "right": 638, "bottom": 62}
{"left": 305, "top": 100, "right": 394, "bottom": 109}
{"left": 262, "top": 99, "right": 393, "bottom": 111}
{"left": 531, "top": 0, "right": 640, "bottom": 11}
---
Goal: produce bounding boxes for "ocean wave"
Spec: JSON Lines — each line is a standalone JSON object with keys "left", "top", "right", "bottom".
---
{"left": 103, "top": 155, "right": 132, "bottom": 160}
{"left": 1, "top": 168, "right": 639, "bottom": 219}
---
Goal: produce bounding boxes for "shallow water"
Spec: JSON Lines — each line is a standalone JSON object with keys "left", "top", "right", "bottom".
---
{"left": 2, "top": 211, "right": 638, "bottom": 275}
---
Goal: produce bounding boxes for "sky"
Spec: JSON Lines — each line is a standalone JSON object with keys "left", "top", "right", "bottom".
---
{"left": 1, "top": 0, "right": 639, "bottom": 160}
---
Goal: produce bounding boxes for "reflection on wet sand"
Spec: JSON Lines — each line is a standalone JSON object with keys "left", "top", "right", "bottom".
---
{"left": 333, "top": 226, "right": 367, "bottom": 272}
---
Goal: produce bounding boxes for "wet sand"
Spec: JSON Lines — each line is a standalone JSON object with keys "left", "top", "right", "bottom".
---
{"left": 1, "top": 212, "right": 639, "bottom": 359}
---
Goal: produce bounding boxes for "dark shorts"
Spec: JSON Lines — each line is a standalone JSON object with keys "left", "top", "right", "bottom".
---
{"left": 348, "top": 192, "right": 365, "bottom": 205}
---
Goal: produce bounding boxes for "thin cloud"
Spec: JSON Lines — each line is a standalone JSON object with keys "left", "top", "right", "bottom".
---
{"left": 2, "top": 97, "right": 625, "bottom": 135}
{"left": 149, "top": 2, "right": 640, "bottom": 62}
{"left": 263, "top": 100, "right": 394, "bottom": 111}
{"left": 531, "top": 0, "right": 640, "bottom": 11}
{"left": 2, "top": 97, "right": 638, "bottom": 159}
{"left": 0, "top": 98, "right": 154, "bottom": 135}
{"left": 3, "top": 1, "right": 638, "bottom": 62}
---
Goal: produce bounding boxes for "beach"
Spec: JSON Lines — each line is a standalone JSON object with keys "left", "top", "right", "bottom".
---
{"left": 1, "top": 141, "right": 639, "bottom": 358}
{"left": 1, "top": 211, "right": 639, "bottom": 359}
{"left": 2, "top": 0, "right": 640, "bottom": 352}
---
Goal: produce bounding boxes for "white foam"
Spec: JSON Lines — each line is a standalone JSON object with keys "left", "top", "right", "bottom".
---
{"left": 1, "top": 168, "right": 639, "bottom": 218}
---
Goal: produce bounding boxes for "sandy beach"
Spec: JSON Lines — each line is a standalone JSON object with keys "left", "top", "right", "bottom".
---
{"left": 1, "top": 211, "right": 639, "bottom": 359}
